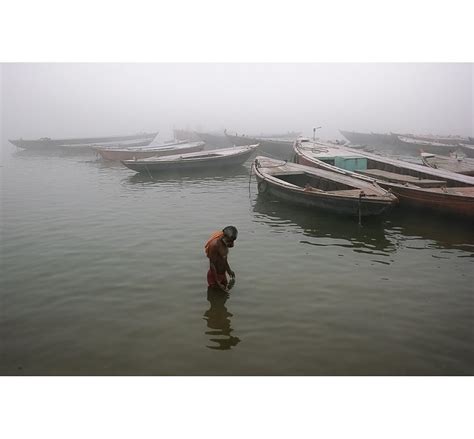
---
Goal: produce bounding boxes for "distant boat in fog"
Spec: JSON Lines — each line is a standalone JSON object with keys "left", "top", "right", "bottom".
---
{"left": 397, "top": 135, "right": 474, "bottom": 158}
{"left": 250, "top": 131, "right": 301, "bottom": 139}
{"left": 173, "top": 129, "right": 233, "bottom": 148}
{"left": 405, "top": 133, "right": 474, "bottom": 146}
{"left": 173, "top": 129, "right": 201, "bottom": 142}
{"left": 194, "top": 131, "right": 232, "bottom": 148}
{"left": 8, "top": 131, "right": 159, "bottom": 150}
{"left": 420, "top": 152, "right": 474, "bottom": 176}
{"left": 93, "top": 140, "right": 205, "bottom": 161}
{"left": 340, "top": 129, "right": 474, "bottom": 157}
{"left": 339, "top": 130, "right": 400, "bottom": 147}
{"left": 225, "top": 132, "right": 295, "bottom": 160}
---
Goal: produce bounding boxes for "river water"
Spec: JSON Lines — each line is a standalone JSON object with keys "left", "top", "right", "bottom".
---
{"left": 1, "top": 141, "right": 473, "bottom": 375}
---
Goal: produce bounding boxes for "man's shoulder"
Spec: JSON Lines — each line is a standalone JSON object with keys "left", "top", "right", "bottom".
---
{"left": 209, "top": 237, "right": 223, "bottom": 251}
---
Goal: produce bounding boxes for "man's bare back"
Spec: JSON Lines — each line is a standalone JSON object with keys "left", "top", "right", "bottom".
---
{"left": 208, "top": 238, "right": 229, "bottom": 275}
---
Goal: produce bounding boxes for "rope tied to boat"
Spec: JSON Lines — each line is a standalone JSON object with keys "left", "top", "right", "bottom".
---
{"left": 358, "top": 191, "right": 366, "bottom": 226}
{"left": 144, "top": 163, "right": 154, "bottom": 180}
{"left": 248, "top": 161, "right": 254, "bottom": 198}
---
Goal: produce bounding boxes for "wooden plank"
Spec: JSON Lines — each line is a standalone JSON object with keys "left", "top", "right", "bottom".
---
{"left": 325, "top": 189, "right": 368, "bottom": 196}
{"left": 342, "top": 145, "right": 474, "bottom": 185}
{"left": 358, "top": 169, "right": 446, "bottom": 187}
{"left": 272, "top": 171, "right": 306, "bottom": 176}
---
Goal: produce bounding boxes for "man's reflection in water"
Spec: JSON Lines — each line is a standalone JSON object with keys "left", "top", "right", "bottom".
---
{"left": 203, "top": 280, "right": 241, "bottom": 350}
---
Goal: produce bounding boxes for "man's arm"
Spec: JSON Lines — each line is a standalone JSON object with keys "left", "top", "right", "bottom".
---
{"left": 224, "top": 257, "right": 235, "bottom": 278}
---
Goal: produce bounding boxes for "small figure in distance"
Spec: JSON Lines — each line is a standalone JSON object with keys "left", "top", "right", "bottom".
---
{"left": 204, "top": 226, "right": 238, "bottom": 293}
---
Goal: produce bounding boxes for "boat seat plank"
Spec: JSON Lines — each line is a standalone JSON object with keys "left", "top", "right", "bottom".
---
{"left": 272, "top": 171, "right": 306, "bottom": 176}
{"left": 357, "top": 169, "right": 446, "bottom": 187}
{"left": 324, "top": 189, "right": 370, "bottom": 196}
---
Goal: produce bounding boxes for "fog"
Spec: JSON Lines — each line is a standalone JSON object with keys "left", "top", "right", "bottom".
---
{"left": 1, "top": 63, "right": 472, "bottom": 141}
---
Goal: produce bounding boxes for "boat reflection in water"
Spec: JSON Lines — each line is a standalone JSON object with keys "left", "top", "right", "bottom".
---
{"left": 13, "top": 145, "right": 98, "bottom": 159}
{"left": 252, "top": 197, "right": 396, "bottom": 257}
{"left": 253, "top": 196, "right": 473, "bottom": 255}
{"left": 203, "top": 285, "right": 241, "bottom": 351}
{"left": 384, "top": 209, "right": 474, "bottom": 254}
{"left": 124, "top": 164, "right": 250, "bottom": 186}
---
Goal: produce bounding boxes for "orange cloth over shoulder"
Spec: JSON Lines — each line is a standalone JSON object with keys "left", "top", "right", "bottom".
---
{"left": 205, "top": 231, "right": 224, "bottom": 257}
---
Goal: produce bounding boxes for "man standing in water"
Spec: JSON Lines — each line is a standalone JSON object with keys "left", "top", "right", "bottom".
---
{"left": 205, "top": 226, "right": 238, "bottom": 292}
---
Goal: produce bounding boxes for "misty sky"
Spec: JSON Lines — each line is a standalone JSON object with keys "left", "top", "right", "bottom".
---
{"left": 1, "top": 63, "right": 472, "bottom": 141}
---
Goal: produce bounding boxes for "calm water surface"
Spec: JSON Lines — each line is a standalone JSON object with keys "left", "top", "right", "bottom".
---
{"left": 1, "top": 142, "right": 473, "bottom": 375}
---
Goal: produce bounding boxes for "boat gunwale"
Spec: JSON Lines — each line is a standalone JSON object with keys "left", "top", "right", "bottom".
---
{"left": 92, "top": 140, "right": 200, "bottom": 153}
{"left": 122, "top": 144, "right": 259, "bottom": 165}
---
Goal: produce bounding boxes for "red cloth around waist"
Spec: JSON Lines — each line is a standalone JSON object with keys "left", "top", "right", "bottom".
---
{"left": 207, "top": 269, "right": 227, "bottom": 287}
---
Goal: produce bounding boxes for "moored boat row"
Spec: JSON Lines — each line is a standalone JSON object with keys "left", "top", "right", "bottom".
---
{"left": 292, "top": 139, "right": 474, "bottom": 218}
{"left": 9, "top": 126, "right": 474, "bottom": 220}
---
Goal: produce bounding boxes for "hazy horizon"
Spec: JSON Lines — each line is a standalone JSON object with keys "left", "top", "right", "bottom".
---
{"left": 2, "top": 63, "right": 473, "bottom": 142}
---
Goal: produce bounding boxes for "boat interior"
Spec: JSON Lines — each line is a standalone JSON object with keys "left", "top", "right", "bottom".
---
{"left": 273, "top": 171, "right": 356, "bottom": 192}
{"left": 314, "top": 154, "right": 452, "bottom": 188}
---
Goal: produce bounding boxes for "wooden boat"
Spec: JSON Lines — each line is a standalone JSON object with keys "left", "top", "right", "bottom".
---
{"left": 225, "top": 133, "right": 295, "bottom": 160}
{"left": 225, "top": 133, "right": 259, "bottom": 146}
{"left": 122, "top": 144, "right": 258, "bottom": 173}
{"left": 253, "top": 156, "right": 397, "bottom": 217}
{"left": 340, "top": 130, "right": 474, "bottom": 157}
{"left": 195, "top": 131, "right": 233, "bottom": 148}
{"left": 173, "top": 129, "right": 201, "bottom": 142}
{"left": 294, "top": 139, "right": 474, "bottom": 218}
{"left": 420, "top": 152, "right": 474, "bottom": 176}
{"left": 93, "top": 140, "right": 205, "bottom": 161}
{"left": 404, "top": 133, "right": 471, "bottom": 146}
{"left": 396, "top": 135, "right": 472, "bottom": 156}
{"left": 370, "top": 132, "right": 401, "bottom": 146}
{"left": 59, "top": 138, "right": 155, "bottom": 152}
{"left": 340, "top": 130, "right": 400, "bottom": 146}
{"left": 253, "top": 131, "right": 301, "bottom": 139}
{"left": 8, "top": 131, "right": 158, "bottom": 150}
{"left": 458, "top": 143, "right": 474, "bottom": 157}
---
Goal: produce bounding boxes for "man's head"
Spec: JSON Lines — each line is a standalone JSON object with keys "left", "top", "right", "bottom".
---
{"left": 222, "top": 225, "right": 238, "bottom": 247}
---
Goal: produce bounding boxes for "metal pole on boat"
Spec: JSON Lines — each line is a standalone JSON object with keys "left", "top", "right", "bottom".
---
{"left": 313, "top": 126, "right": 322, "bottom": 141}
